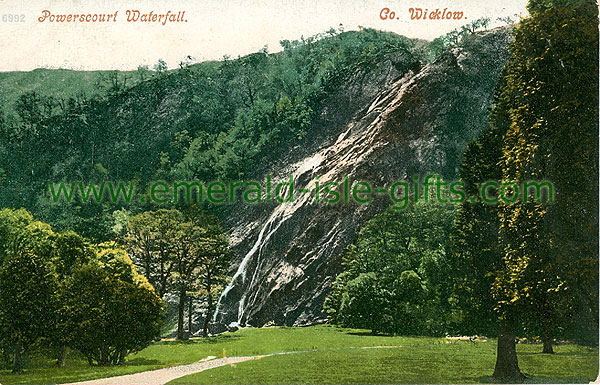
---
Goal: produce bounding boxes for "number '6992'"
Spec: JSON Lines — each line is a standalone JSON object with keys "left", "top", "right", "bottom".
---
{"left": 2, "top": 14, "right": 25, "bottom": 23}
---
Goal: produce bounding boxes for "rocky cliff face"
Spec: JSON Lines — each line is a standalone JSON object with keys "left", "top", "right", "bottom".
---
{"left": 211, "top": 28, "right": 512, "bottom": 331}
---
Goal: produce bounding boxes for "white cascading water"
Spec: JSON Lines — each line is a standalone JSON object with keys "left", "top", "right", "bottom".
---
{"left": 211, "top": 197, "right": 297, "bottom": 326}
{"left": 212, "top": 155, "right": 324, "bottom": 327}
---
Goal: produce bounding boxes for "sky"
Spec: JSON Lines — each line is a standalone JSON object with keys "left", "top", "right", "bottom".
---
{"left": 0, "top": 0, "right": 528, "bottom": 71}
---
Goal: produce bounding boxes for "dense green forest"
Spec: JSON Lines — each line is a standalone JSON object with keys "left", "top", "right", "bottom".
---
{"left": 324, "top": 198, "right": 455, "bottom": 336}
{"left": 0, "top": 27, "right": 427, "bottom": 241}
{"left": 0, "top": 21, "right": 500, "bottom": 238}
{"left": 0, "top": 2, "right": 597, "bottom": 382}
{"left": 0, "top": 26, "right": 432, "bottom": 374}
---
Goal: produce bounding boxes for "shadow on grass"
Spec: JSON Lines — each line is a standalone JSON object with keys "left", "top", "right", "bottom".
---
{"left": 124, "top": 358, "right": 163, "bottom": 366}
{"left": 521, "top": 375, "right": 596, "bottom": 384}
{"left": 471, "top": 375, "right": 499, "bottom": 383}
{"left": 471, "top": 374, "right": 548, "bottom": 384}
{"left": 471, "top": 374, "right": 596, "bottom": 384}
{"left": 519, "top": 351, "right": 597, "bottom": 357}
{"left": 159, "top": 334, "right": 242, "bottom": 345}
{"left": 345, "top": 331, "right": 388, "bottom": 337}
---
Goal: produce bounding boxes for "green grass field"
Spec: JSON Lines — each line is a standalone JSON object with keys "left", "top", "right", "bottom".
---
{"left": 170, "top": 341, "right": 598, "bottom": 384}
{"left": 0, "top": 326, "right": 597, "bottom": 384}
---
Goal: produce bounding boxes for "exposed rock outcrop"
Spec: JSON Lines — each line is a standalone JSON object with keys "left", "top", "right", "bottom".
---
{"left": 211, "top": 28, "right": 512, "bottom": 331}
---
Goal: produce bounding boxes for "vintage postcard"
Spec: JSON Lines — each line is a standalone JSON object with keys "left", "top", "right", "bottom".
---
{"left": 0, "top": 0, "right": 598, "bottom": 384}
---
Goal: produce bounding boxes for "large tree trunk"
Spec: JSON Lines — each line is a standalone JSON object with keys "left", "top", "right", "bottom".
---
{"left": 542, "top": 327, "right": 554, "bottom": 354}
{"left": 99, "top": 344, "right": 109, "bottom": 366}
{"left": 55, "top": 345, "right": 66, "bottom": 367}
{"left": 118, "top": 349, "right": 126, "bottom": 365}
{"left": 177, "top": 288, "right": 187, "bottom": 340}
{"left": 159, "top": 276, "right": 168, "bottom": 299}
{"left": 203, "top": 292, "right": 213, "bottom": 338}
{"left": 493, "top": 330, "right": 524, "bottom": 381}
{"left": 188, "top": 296, "right": 194, "bottom": 336}
{"left": 12, "top": 341, "right": 23, "bottom": 373}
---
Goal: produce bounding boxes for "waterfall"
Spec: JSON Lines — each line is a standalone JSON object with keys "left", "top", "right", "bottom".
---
{"left": 211, "top": 155, "right": 322, "bottom": 327}
{"left": 212, "top": 206, "right": 294, "bottom": 325}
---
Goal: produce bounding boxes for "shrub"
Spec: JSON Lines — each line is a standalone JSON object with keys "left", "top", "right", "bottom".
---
{"left": 62, "top": 247, "right": 164, "bottom": 366}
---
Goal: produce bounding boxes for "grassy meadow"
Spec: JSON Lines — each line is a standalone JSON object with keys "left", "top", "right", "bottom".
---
{"left": 0, "top": 326, "right": 597, "bottom": 385}
{"left": 170, "top": 338, "right": 598, "bottom": 384}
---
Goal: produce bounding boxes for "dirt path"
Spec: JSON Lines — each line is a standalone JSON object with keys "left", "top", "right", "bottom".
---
{"left": 61, "top": 345, "right": 405, "bottom": 385}
{"left": 62, "top": 355, "right": 266, "bottom": 385}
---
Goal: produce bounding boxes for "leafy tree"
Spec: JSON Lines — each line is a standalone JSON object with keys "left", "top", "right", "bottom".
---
{"left": 136, "top": 65, "right": 151, "bottom": 82}
{"left": 449, "top": 63, "right": 511, "bottom": 334}
{"left": 169, "top": 207, "right": 230, "bottom": 339}
{"left": 0, "top": 208, "right": 35, "bottom": 263}
{"left": 338, "top": 272, "right": 394, "bottom": 334}
{"left": 12, "top": 220, "right": 56, "bottom": 258}
{"left": 450, "top": 86, "right": 519, "bottom": 377}
{"left": 325, "top": 199, "right": 455, "bottom": 336}
{"left": 97, "top": 71, "right": 129, "bottom": 98}
{"left": 154, "top": 59, "right": 168, "bottom": 73}
{"left": 0, "top": 251, "right": 59, "bottom": 372}
{"left": 51, "top": 231, "right": 94, "bottom": 366}
{"left": 494, "top": 0, "right": 598, "bottom": 369}
{"left": 125, "top": 209, "right": 183, "bottom": 298}
{"left": 189, "top": 217, "right": 231, "bottom": 338}
{"left": 125, "top": 207, "right": 230, "bottom": 339}
{"left": 451, "top": 0, "right": 598, "bottom": 379}
{"left": 0, "top": 209, "right": 165, "bottom": 370}
{"left": 427, "top": 18, "right": 491, "bottom": 60}
{"left": 62, "top": 244, "right": 164, "bottom": 366}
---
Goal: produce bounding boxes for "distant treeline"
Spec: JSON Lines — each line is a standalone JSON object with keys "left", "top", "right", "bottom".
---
{"left": 0, "top": 27, "right": 431, "bottom": 240}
